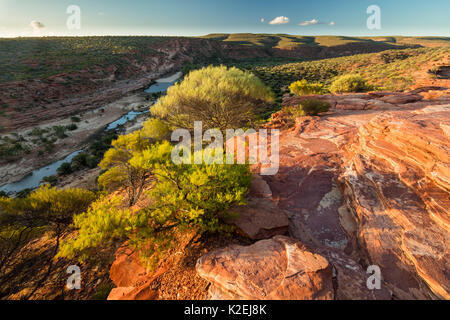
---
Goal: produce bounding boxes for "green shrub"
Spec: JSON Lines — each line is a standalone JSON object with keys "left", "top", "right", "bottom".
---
{"left": 284, "top": 99, "right": 331, "bottom": 117}
{"left": 57, "top": 141, "right": 251, "bottom": 267}
{"left": 0, "top": 185, "right": 96, "bottom": 282}
{"left": 329, "top": 74, "right": 372, "bottom": 93}
{"left": 29, "top": 127, "right": 46, "bottom": 137}
{"left": 71, "top": 153, "right": 89, "bottom": 167}
{"left": 57, "top": 162, "right": 72, "bottom": 175}
{"left": 98, "top": 130, "right": 152, "bottom": 206}
{"left": 289, "top": 79, "right": 325, "bottom": 96}
{"left": 151, "top": 65, "right": 274, "bottom": 132}
{"left": 44, "top": 142, "right": 55, "bottom": 152}
{"left": 85, "top": 155, "right": 99, "bottom": 169}
{"left": 0, "top": 139, "right": 25, "bottom": 160}
{"left": 42, "top": 175, "right": 58, "bottom": 186}
{"left": 0, "top": 185, "right": 96, "bottom": 227}
{"left": 66, "top": 123, "right": 78, "bottom": 131}
{"left": 52, "top": 125, "right": 68, "bottom": 139}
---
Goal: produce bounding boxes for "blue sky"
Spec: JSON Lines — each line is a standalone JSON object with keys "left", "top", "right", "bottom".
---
{"left": 0, "top": 0, "right": 449, "bottom": 37}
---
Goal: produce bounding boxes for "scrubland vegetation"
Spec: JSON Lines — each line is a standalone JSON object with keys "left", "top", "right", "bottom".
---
{"left": 0, "top": 121, "right": 83, "bottom": 162}
{"left": 0, "top": 34, "right": 448, "bottom": 299}
{"left": 283, "top": 99, "right": 331, "bottom": 117}
{"left": 289, "top": 79, "right": 326, "bottom": 96}
{"left": 151, "top": 65, "right": 274, "bottom": 131}
{"left": 56, "top": 66, "right": 261, "bottom": 268}
{"left": 201, "top": 33, "right": 449, "bottom": 50}
{"left": 0, "top": 37, "right": 167, "bottom": 83}
{"left": 228, "top": 47, "right": 449, "bottom": 94}
{"left": 1, "top": 66, "right": 263, "bottom": 291}
{"left": 57, "top": 131, "right": 118, "bottom": 177}
{"left": 329, "top": 74, "right": 374, "bottom": 93}
{"left": 0, "top": 186, "right": 96, "bottom": 298}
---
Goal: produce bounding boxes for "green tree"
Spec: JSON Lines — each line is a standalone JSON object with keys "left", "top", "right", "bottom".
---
{"left": 151, "top": 65, "right": 274, "bottom": 132}
{"left": 0, "top": 185, "right": 96, "bottom": 238}
{"left": 0, "top": 185, "right": 96, "bottom": 298}
{"left": 97, "top": 130, "right": 152, "bottom": 206}
{"left": 58, "top": 142, "right": 251, "bottom": 268}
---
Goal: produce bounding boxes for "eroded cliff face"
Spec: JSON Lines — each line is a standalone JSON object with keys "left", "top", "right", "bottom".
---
{"left": 108, "top": 89, "right": 450, "bottom": 300}
{"left": 1, "top": 38, "right": 267, "bottom": 132}
{"left": 339, "top": 105, "right": 449, "bottom": 299}
{"left": 196, "top": 90, "right": 449, "bottom": 300}
{"left": 0, "top": 37, "right": 433, "bottom": 133}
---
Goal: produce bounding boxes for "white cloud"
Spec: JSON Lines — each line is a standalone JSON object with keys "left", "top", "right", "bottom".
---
{"left": 30, "top": 20, "right": 45, "bottom": 31}
{"left": 269, "top": 16, "right": 290, "bottom": 25}
{"left": 298, "top": 19, "right": 321, "bottom": 26}
{"left": 260, "top": 18, "right": 265, "bottom": 23}
{"left": 329, "top": 21, "right": 335, "bottom": 26}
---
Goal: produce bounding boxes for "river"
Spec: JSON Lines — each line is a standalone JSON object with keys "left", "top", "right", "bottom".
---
{"left": 0, "top": 72, "right": 182, "bottom": 195}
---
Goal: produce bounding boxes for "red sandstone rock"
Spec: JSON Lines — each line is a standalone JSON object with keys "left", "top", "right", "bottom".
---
{"left": 335, "top": 98, "right": 368, "bottom": 110}
{"left": 339, "top": 105, "right": 450, "bottom": 299}
{"left": 109, "top": 243, "right": 149, "bottom": 288}
{"left": 365, "top": 99, "right": 395, "bottom": 110}
{"left": 108, "top": 91, "right": 450, "bottom": 300}
{"left": 316, "top": 247, "right": 392, "bottom": 300}
{"left": 107, "top": 243, "right": 159, "bottom": 301}
{"left": 227, "top": 197, "right": 289, "bottom": 240}
{"left": 196, "top": 236, "right": 334, "bottom": 300}
{"left": 249, "top": 174, "right": 273, "bottom": 199}
{"left": 379, "top": 93, "right": 423, "bottom": 104}
{"left": 262, "top": 96, "right": 449, "bottom": 299}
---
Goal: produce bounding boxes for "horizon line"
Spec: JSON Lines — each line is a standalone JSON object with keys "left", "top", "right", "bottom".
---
{"left": 1, "top": 33, "right": 450, "bottom": 39}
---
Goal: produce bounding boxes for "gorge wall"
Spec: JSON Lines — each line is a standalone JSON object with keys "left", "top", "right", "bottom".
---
{"left": 108, "top": 88, "right": 449, "bottom": 300}
{"left": 0, "top": 37, "right": 420, "bottom": 133}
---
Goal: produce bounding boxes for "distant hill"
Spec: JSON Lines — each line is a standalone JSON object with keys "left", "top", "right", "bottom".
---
{"left": 1, "top": 34, "right": 448, "bottom": 84}
{"left": 0, "top": 35, "right": 448, "bottom": 131}
{"left": 201, "top": 33, "right": 450, "bottom": 49}
{"left": 240, "top": 47, "right": 449, "bottom": 94}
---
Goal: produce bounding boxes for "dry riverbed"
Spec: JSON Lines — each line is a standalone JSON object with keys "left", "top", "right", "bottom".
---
{"left": 0, "top": 92, "right": 151, "bottom": 186}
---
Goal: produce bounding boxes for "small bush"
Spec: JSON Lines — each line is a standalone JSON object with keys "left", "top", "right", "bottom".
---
{"left": 71, "top": 116, "right": 81, "bottom": 123}
{"left": 57, "top": 142, "right": 251, "bottom": 266}
{"left": 42, "top": 175, "right": 58, "bottom": 186}
{"left": 284, "top": 99, "right": 331, "bottom": 117}
{"left": 45, "top": 142, "right": 55, "bottom": 152}
{"left": 57, "top": 162, "right": 72, "bottom": 175}
{"left": 85, "top": 155, "right": 99, "bottom": 169}
{"left": 329, "top": 74, "right": 372, "bottom": 93}
{"left": 66, "top": 123, "right": 78, "bottom": 131}
{"left": 52, "top": 126, "right": 68, "bottom": 139}
{"left": 289, "top": 79, "right": 325, "bottom": 96}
